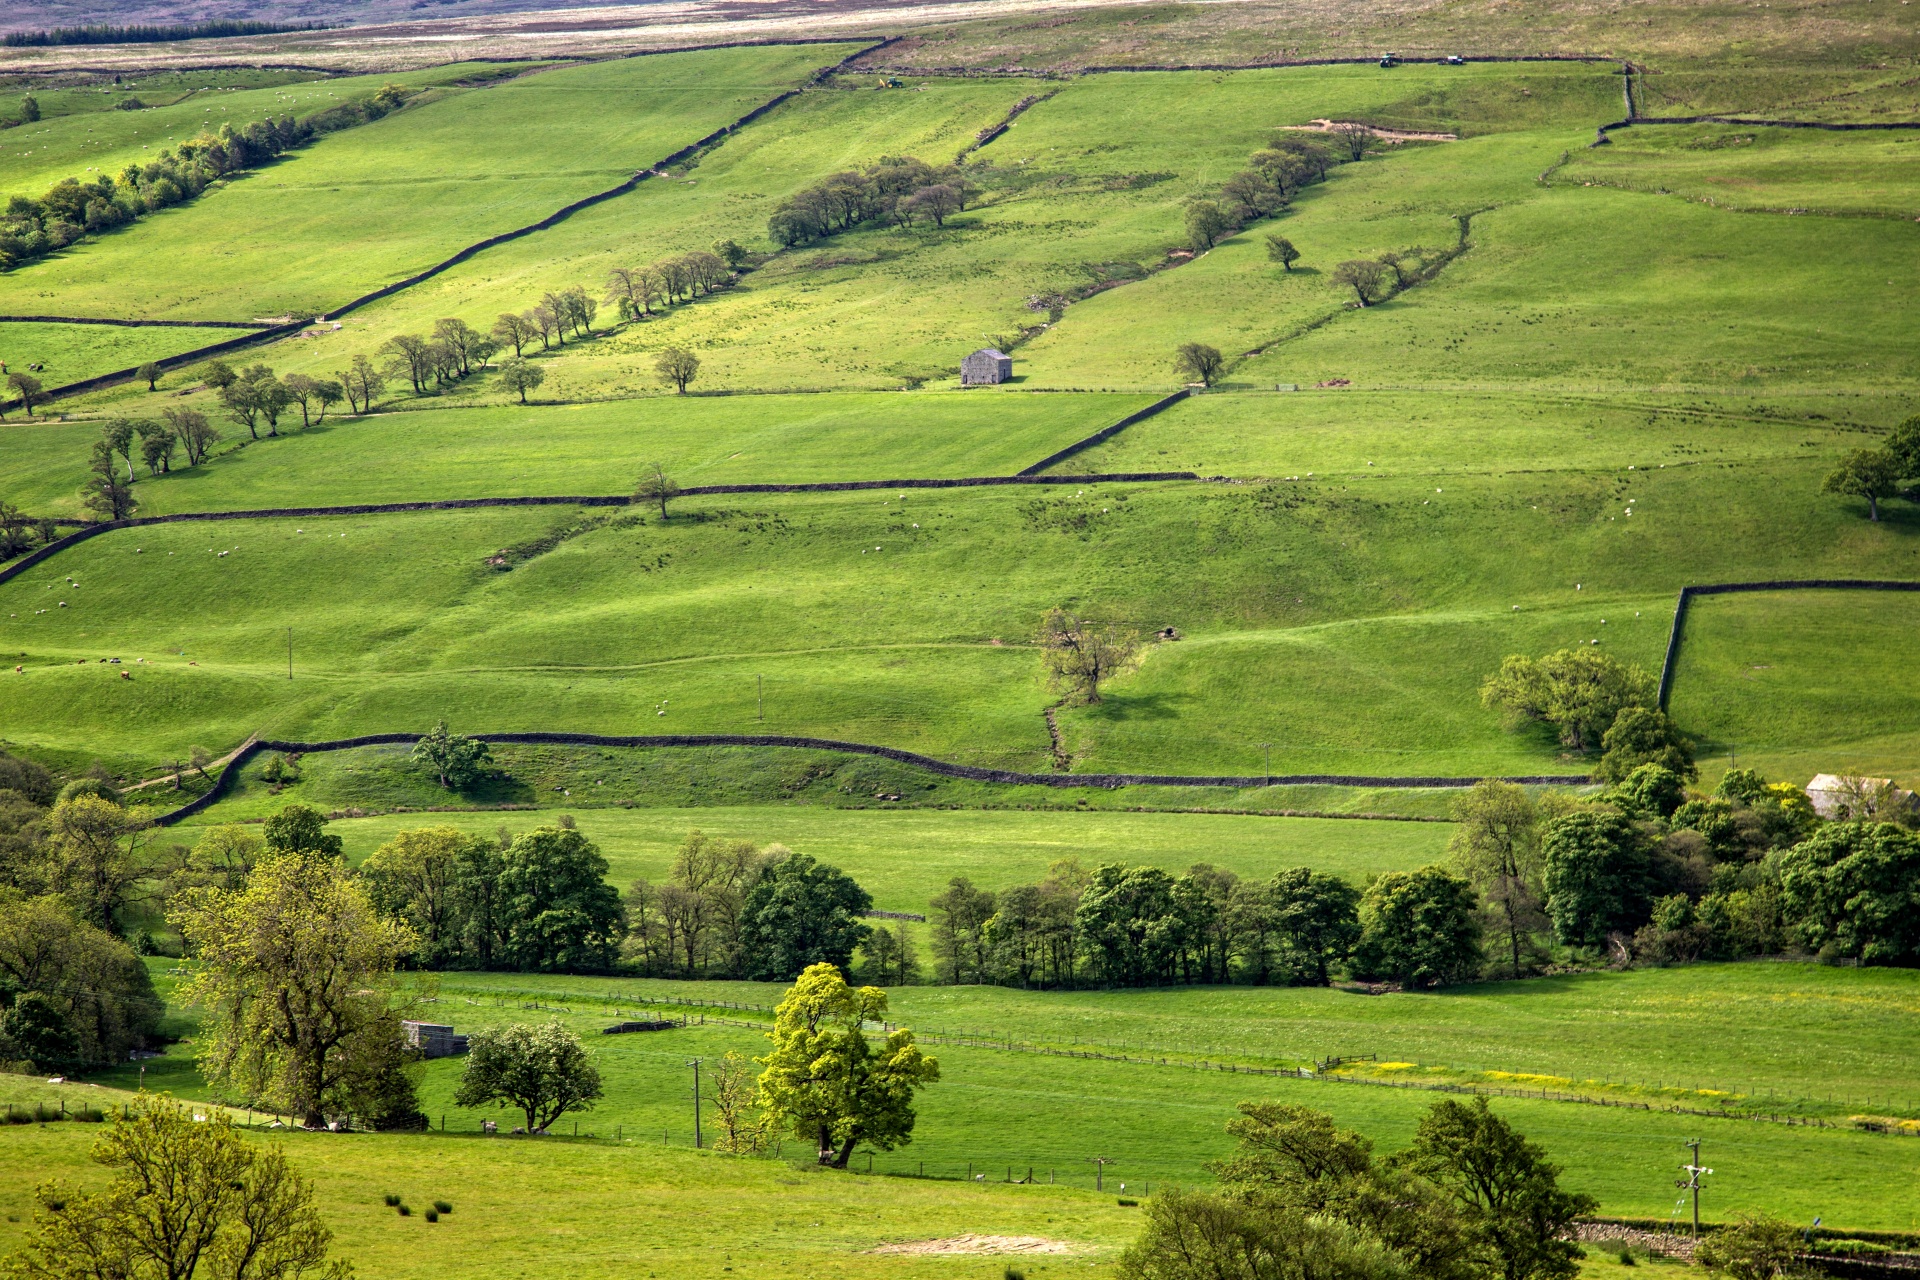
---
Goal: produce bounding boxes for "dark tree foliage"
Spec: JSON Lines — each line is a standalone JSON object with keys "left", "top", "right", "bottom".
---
{"left": 1352, "top": 865, "right": 1482, "bottom": 987}
{"left": 738, "top": 851, "right": 872, "bottom": 980}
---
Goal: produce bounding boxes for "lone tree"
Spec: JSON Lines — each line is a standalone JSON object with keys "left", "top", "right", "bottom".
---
{"left": 1822, "top": 447, "right": 1900, "bottom": 521}
{"left": 137, "top": 360, "right": 162, "bottom": 391}
{"left": 453, "top": 1018, "right": 603, "bottom": 1134}
{"left": 634, "top": 463, "right": 681, "bottom": 519}
{"left": 1447, "top": 780, "right": 1545, "bottom": 979}
{"left": 1173, "top": 342, "right": 1226, "bottom": 386}
{"left": 1332, "top": 258, "right": 1392, "bottom": 306}
{"left": 7, "top": 372, "right": 47, "bottom": 418}
{"left": 6, "top": 1096, "right": 350, "bottom": 1280}
{"left": 497, "top": 357, "right": 544, "bottom": 404}
{"left": 1037, "top": 606, "right": 1142, "bottom": 705}
{"left": 655, "top": 346, "right": 700, "bottom": 394}
{"left": 171, "top": 835, "right": 419, "bottom": 1128}
{"left": 411, "top": 720, "right": 491, "bottom": 790}
{"left": 757, "top": 963, "right": 940, "bottom": 1167}
{"left": 1265, "top": 234, "right": 1301, "bottom": 271}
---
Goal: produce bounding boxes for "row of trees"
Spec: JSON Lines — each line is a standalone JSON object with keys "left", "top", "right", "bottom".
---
{"left": 1183, "top": 132, "right": 1351, "bottom": 253}
{"left": 1823, "top": 414, "right": 1919, "bottom": 521}
{"left": 0, "top": 114, "right": 320, "bottom": 271}
{"left": 604, "top": 242, "right": 744, "bottom": 321}
{"left": 768, "top": 155, "right": 975, "bottom": 246}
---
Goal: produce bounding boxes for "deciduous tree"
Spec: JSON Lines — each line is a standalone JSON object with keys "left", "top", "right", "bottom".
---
{"left": 1332, "top": 258, "right": 1391, "bottom": 306}
{"left": 634, "top": 462, "right": 680, "bottom": 518}
{"left": 1822, "top": 447, "right": 1900, "bottom": 521}
{"left": 655, "top": 346, "right": 700, "bottom": 394}
{"left": 3, "top": 1096, "right": 350, "bottom": 1280}
{"left": 165, "top": 407, "right": 220, "bottom": 466}
{"left": 7, "top": 372, "right": 47, "bottom": 418}
{"left": 1173, "top": 341, "right": 1225, "bottom": 386}
{"left": 497, "top": 357, "right": 543, "bottom": 404}
{"left": 1399, "top": 1096, "right": 1596, "bottom": 1280}
{"left": 756, "top": 963, "right": 939, "bottom": 1167}
{"left": 1037, "top": 606, "right": 1141, "bottom": 705}
{"left": 172, "top": 842, "right": 417, "bottom": 1127}
{"left": 1352, "top": 866, "right": 1481, "bottom": 987}
{"left": 336, "top": 355, "right": 384, "bottom": 414}
{"left": 738, "top": 852, "right": 872, "bottom": 981}
{"left": 453, "top": 1018, "right": 602, "bottom": 1133}
{"left": 1447, "top": 781, "right": 1545, "bottom": 979}
{"left": 498, "top": 826, "right": 624, "bottom": 972}
{"left": 1540, "top": 811, "right": 1650, "bottom": 951}
{"left": 1266, "top": 234, "right": 1301, "bottom": 271}
{"left": 410, "top": 720, "right": 490, "bottom": 790}
{"left": 138, "top": 360, "right": 162, "bottom": 391}
{"left": 1480, "top": 649, "right": 1655, "bottom": 753}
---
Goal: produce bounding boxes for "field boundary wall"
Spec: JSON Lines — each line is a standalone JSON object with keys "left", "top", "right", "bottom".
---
{"left": 0, "top": 470, "right": 1196, "bottom": 588}
{"left": 5, "top": 38, "right": 892, "bottom": 411}
{"left": 153, "top": 731, "right": 1590, "bottom": 826}
{"left": 0, "top": 314, "right": 272, "bottom": 329}
{"left": 1657, "top": 579, "right": 1920, "bottom": 709}
{"left": 1016, "top": 389, "right": 1192, "bottom": 475}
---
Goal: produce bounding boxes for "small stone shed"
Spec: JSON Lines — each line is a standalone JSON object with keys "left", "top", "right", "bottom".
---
{"left": 401, "top": 1021, "right": 470, "bottom": 1059}
{"left": 961, "top": 348, "right": 1013, "bottom": 385}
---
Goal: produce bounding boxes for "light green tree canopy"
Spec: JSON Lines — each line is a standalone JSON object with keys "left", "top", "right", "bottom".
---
{"left": 453, "top": 1018, "right": 603, "bottom": 1133}
{"left": 756, "top": 963, "right": 939, "bottom": 1167}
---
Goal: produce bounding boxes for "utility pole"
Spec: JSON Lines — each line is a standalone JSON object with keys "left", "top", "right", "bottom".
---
{"left": 1086, "top": 1156, "right": 1113, "bottom": 1191}
{"left": 688, "top": 1059, "right": 702, "bottom": 1148}
{"left": 757, "top": 674, "right": 764, "bottom": 722}
{"left": 1675, "top": 1139, "right": 1711, "bottom": 1236}
{"left": 1260, "top": 742, "right": 1272, "bottom": 786}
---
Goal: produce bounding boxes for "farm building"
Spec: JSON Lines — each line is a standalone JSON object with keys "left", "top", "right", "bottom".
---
{"left": 1804, "top": 773, "right": 1917, "bottom": 820}
{"left": 401, "top": 1021, "right": 470, "bottom": 1059}
{"left": 961, "top": 348, "right": 1013, "bottom": 385}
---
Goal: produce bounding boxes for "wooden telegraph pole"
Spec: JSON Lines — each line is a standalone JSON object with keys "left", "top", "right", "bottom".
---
{"left": 1675, "top": 1139, "right": 1711, "bottom": 1236}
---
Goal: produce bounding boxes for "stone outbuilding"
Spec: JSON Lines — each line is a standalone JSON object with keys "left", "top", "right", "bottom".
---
{"left": 401, "top": 1021, "right": 470, "bottom": 1059}
{"left": 1804, "top": 773, "right": 1917, "bottom": 821}
{"left": 961, "top": 348, "right": 1013, "bottom": 385}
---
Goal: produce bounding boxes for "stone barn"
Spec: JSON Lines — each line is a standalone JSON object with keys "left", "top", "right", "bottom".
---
{"left": 961, "top": 348, "right": 1013, "bottom": 385}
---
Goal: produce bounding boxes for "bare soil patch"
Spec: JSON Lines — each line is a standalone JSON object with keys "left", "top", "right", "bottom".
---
{"left": 871, "top": 1234, "right": 1080, "bottom": 1256}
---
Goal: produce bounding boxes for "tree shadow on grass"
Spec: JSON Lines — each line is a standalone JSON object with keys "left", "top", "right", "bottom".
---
{"left": 1082, "top": 691, "right": 1190, "bottom": 722}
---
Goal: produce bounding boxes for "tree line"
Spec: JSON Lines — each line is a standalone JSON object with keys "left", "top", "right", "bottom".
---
{"left": 1181, "top": 130, "right": 1355, "bottom": 254}
{"left": 0, "top": 100, "right": 392, "bottom": 273}
{"left": 767, "top": 155, "right": 976, "bottom": 247}
{"left": 3, "top": 19, "right": 331, "bottom": 45}
{"left": 603, "top": 241, "right": 745, "bottom": 320}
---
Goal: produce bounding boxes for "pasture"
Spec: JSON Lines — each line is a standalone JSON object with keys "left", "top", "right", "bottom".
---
{"left": 2, "top": 437, "right": 1912, "bottom": 778}
{"left": 0, "top": 320, "right": 255, "bottom": 389}
{"left": 0, "top": 390, "right": 1156, "bottom": 517}
{"left": 37, "top": 959, "right": 1920, "bottom": 1229}
{"left": 0, "top": 46, "right": 859, "bottom": 325}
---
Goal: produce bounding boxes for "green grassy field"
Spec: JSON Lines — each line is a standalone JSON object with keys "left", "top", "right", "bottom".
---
{"left": 1564, "top": 124, "right": 1920, "bottom": 217}
{"left": 85, "top": 61, "right": 1621, "bottom": 407}
{"left": 1054, "top": 389, "right": 1861, "bottom": 480}
{"left": 0, "top": 47, "right": 857, "bottom": 325}
{"left": 0, "top": 390, "right": 1154, "bottom": 518}
{"left": 1668, "top": 589, "right": 1920, "bottom": 781}
{"left": 31, "top": 959, "right": 1920, "bottom": 1230}
{"left": 0, "top": 1098, "right": 1146, "bottom": 1280}
{"left": 0, "top": 321, "right": 256, "bottom": 389}
{"left": 0, "top": 66, "right": 498, "bottom": 201}
{"left": 3, "top": 439, "right": 1913, "bottom": 776}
